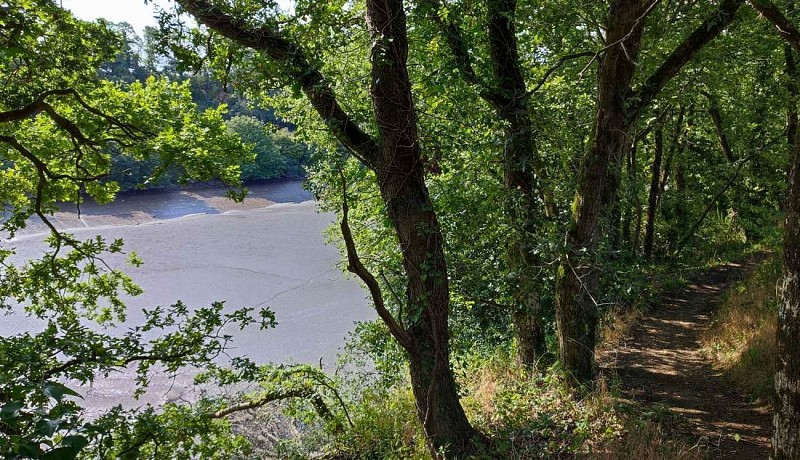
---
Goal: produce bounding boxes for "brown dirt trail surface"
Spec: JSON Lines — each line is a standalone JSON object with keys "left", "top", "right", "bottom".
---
{"left": 602, "top": 258, "right": 773, "bottom": 459}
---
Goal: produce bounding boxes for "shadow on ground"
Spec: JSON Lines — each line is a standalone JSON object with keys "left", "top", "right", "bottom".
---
{"left": 601, "top": 258, "right": 773, "bottom": 459}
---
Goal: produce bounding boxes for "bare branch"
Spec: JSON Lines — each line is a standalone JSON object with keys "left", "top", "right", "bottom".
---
{"left": 338, "top": 173, "right": 413, "bottom": 350}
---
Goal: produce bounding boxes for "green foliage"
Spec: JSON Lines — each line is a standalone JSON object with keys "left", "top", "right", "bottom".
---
{"left": 226, "top": 115, "right": 284, "bottom": 181}
{"left": 0, "top": 2, "right": 271, "bottom": 457}
{"left": 3, "top": 0, "right": 796, "bottom": 457}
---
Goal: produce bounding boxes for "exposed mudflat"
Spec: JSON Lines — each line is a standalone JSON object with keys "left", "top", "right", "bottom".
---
{"left": 1, "top": 180, "right": 372, "bottom": 414}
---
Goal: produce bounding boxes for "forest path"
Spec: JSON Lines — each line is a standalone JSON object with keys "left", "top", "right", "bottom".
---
{"left": 602, "top": 256, "right": 773, "bottom": 459}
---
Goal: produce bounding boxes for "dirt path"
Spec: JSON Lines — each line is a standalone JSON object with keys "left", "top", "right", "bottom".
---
{"left": 603, "top": 258, "right": 773, "bottom": 459}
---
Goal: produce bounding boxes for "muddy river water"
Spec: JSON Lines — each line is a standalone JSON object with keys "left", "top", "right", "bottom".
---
{"left": 1, "top": 180, "right": 372, "bottom": 413}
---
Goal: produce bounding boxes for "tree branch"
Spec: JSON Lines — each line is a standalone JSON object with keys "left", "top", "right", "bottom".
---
{"left": 634, "top": 104, "right": 672, "bottom": 144}
{"left": 175, "top": 0, "right": 379, "bottom": 165}
{"left": 211, "top": 387, "right": 338, "bottom": 431}
{"left": 0, "top": 88, "right": 149, "bottom": 140}
{"left": 701, "top": 90, "right": 736, "bottom": 163}
{"left": 523, "top": 51, "right": 596, "bottom": 99}
{"left": 338, "top": 174, "right": 413, "bottom": 350}
{"left": 749, "top": 0, "right": 800, "bottom": 50}
{"left": 660, "top": 104, "right": 687, "bottom": 192}
{"left": 674, "top": 152, "right": 756, "bottom": 253}
{"left": 627, "top": 0, "right": 745, "bottom": 121}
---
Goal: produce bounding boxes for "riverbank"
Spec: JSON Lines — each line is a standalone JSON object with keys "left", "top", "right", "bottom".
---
{"left": 9, "top": 179, "right": 314, "bottom": 237}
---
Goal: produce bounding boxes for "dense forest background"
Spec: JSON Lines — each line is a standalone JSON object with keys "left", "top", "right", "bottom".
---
{"left": 2, "top": 0, "right": 800, "bottom": 458}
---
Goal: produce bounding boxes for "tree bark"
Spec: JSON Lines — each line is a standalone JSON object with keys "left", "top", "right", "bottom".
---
{"left": 643, "top": 128, "right": 664, "bottom": 259}
{"left": 556, "top": 0, "right": 645, "bottom": 387}
{"left": 177, "top": 1, "right": 478, "bottom": 456}
{"left": 631, "top": 140, "right": 643, "bottom": 256}
{"left": 775, "top": 8, "right": 800, "bottom": 455}
{"left": 703, "top": 91, "right": 736, "bottom": 163}
{"left": 787, "top": 45, "right": 798, "bottom": 147}
{"left": 424, "top": 0, "right": 560, "bottom": 365}
{"left": 487, "top": 0, "right": 548, "bottom": 365}
{"left": 366, "top": 2, "right": 476, "bottom": 455}
{"left": 775, "top": 131, "right": 800, "bottom": 460}
{"left": 555, "top": 0, "right": 743, "bottom": 387}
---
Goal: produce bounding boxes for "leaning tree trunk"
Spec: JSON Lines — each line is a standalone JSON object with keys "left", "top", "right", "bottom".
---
{"left": 555, "top": 0, "right": 644, "bottom": 387}
{"left": 774, "top": 37, "right": 800, "bottom": 460}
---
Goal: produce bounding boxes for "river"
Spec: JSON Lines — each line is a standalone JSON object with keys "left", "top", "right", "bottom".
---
{"left": 1, "top": 180, "right": 372, "bottom": 413}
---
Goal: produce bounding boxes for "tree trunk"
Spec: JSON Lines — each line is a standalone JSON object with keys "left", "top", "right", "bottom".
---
{"left": 555, "top": 0, "right": 645, "bottom": 387}
{"left": 643, "top": 128, "right": 663, "bottom": 259}
{"left": 487, "top": 0, "right": 549, "bottom": 366}
{"left": 609, "top": 201, "right": 624, "bottom": 252}
{"left": 775, "top": 120, "right": 800, "bottom": 460}
{"left": 366, "top": 1, "right": 476, "bottom": 455}
{"left": 500, "top": 108, "right": 547, "bottom": 366}
{"left": 622, "top": 147, "right": 634, "bottom": 247}
{"left": 502, "top": 114, "right": 548, "bottom": 366}
{"left": 375, "top": 167, "right": 476, "bottom": 456}
{"left": 774, "top": 31, "right": 800, "bottom": 460}
{"left": 704, "top": 91, "right": 736, "bottom": 163}
{"left": 631, "top": 140, "right": 643, "bottom": 255}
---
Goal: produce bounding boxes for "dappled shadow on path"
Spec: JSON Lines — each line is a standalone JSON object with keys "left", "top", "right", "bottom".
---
{"left": 601, "top": 258, "right": 773, "bottom": 459}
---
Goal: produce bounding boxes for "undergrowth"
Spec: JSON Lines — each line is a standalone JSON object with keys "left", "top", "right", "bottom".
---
{"left": 223, "top": 250, "right": 778, "bottom": 459}
{"left": 229, "top": 354, "right": 700, "bottom": 459}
